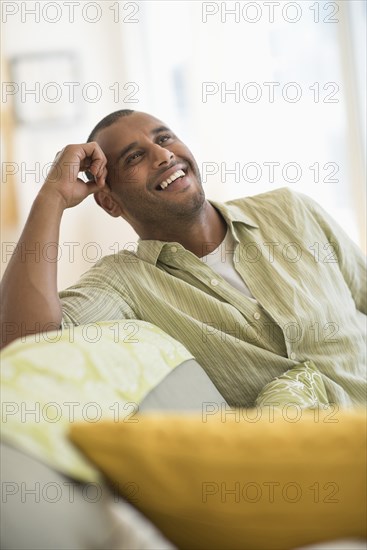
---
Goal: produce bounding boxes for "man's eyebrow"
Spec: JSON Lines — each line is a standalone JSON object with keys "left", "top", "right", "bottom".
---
{"left": 151, "top": 125, "right": 170, "bottom": 135}
{"left": 115, "top": 126, "right": 171, "bottom": 164}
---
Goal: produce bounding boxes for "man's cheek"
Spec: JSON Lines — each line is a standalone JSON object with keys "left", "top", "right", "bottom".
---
{"left": 110, "top": 166, "right": 130, "bottom": 188}
{"left": 123, "top": 165, "right": 141, "bottom": 186}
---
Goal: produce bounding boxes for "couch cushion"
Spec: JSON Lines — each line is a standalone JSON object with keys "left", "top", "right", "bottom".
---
{"left": 0, "top": 320, "right": 195, "bottom": 481}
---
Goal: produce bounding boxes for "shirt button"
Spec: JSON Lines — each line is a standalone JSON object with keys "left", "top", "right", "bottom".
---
{"left": 253, "top": 312, "right": 261, "bottom": 320}
{"left": 171, "top": 246, "right": 178, "bottom": 253}
{"left": 290, "top": 352, "right": 296, "bottom": 360}
{"left": 210, "top": 278, "right": 219, "bottom": 286}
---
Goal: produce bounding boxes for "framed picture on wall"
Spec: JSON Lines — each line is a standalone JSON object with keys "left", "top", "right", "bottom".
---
{"left": 9, "top": 51, "right": 82, "bottom": 127}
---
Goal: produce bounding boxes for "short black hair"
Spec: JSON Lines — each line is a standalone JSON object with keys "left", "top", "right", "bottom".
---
{"left": 87, "top": 109, "right": 135, "bottom": 142}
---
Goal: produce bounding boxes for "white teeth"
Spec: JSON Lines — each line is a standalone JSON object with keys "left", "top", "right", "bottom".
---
{"left": 159, "top": 169, "right": 185, "bottom": 190}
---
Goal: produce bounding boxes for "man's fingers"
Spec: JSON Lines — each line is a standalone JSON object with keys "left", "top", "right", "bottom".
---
{"left": 95, "top": 166, "right": 108, "bottom": 188}
{"left": 84, "top": 166, "right": 107, "bottom": 188}
{"left": 47, "top": 143, "right": 107, "bottom": 208}
{"left": 79, "top": 143, "right": 107, "bottom": 180}
{"left": 85, "top": 159, "right": 106, "bottom": 180}
{"left": 79, "top": 156, "right": 106, "bottom": 175}
{"left": 76, "top": 178, "right": 100, "bottom": 195}
{"left": 83, "top": 141, "right": 107, "bottom": 166}
{"left": 53, "top": 150, "right": 64, "bottom": 163}
{"left": 56, "top": 142, "right": 107, "bottom": 175}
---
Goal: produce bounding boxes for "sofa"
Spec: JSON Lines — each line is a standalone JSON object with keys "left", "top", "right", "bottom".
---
{"left": 1, "top": 321, "right": 366, "bottom": 549}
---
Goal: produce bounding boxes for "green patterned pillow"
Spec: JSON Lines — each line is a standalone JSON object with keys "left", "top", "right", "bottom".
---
{"left": 0, "top": 320, "right": 193, "bottom": 481}
{"left": 255, "top": 361, "right": 329, "bottom": 409}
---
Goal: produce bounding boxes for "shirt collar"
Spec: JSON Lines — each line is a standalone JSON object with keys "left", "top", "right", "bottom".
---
{"left": 137, "top": 198, "right": 259, "bottom": 265}
{"left": 208, "top": 199, "right": 259, "bottom": 229}
{"left": 137, "top": 239, "right": 167, "bottom": 265}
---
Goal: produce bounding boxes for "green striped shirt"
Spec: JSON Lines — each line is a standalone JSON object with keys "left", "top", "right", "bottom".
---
{"left": 60, "top": 187, "right": 367, "bottom": 407}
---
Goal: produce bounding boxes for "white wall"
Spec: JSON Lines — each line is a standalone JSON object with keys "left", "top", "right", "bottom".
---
{"left": 1, "top": 2, "right": 139, "bottom": 289}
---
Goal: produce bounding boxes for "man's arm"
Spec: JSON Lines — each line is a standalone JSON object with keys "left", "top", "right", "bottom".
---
{"left": 0, "top": 142, "right": 107, "bottom": 350}
{"left": 296, "top": 190, "right": 367, "bottom": 315}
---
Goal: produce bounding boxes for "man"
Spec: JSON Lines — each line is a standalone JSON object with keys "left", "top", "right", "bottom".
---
{"left": 1, "top": 109, "right": 366, "bottom": 406}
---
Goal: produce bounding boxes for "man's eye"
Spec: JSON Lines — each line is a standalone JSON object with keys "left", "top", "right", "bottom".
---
{"left": 126, "top": 151, "right": 142, "bottom": 163}
{"left": 157, "top": 134, "right": 171, "bottom": 144}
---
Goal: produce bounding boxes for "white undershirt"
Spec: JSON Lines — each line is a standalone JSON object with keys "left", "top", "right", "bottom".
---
{"left": 200, "top": 228, "right": 256, "bottom": 301}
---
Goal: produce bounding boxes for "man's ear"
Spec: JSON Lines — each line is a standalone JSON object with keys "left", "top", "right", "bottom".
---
{"left": 94, "top": 190, "right": 123, "bottom": 218}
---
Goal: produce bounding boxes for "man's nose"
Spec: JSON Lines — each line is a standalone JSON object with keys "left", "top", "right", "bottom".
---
{"left": 151, "top": 144, "right": 174, "bottom": 168}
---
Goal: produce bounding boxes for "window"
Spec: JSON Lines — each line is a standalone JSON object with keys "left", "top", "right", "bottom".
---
{"left": 128, "top": 0, "right": 366, "bottom": 248}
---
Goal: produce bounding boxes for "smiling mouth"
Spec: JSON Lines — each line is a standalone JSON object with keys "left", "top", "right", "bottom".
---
{"left": 157, "top": 169, "right": 186, "bottom": 191}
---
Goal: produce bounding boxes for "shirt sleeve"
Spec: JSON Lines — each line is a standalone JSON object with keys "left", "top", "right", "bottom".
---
{"left": 59, "top": 256, "right": 137, "bottom": 327}
{"left": 295, "top": 190, "right": 367, "bottom": 315}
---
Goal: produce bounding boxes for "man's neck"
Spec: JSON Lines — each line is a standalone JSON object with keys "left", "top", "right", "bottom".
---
{"left": 177, "top": 201, "right": 227, "bottom": 257}
{"left": 139, "top": 201, "right": 228, "bottom": 257}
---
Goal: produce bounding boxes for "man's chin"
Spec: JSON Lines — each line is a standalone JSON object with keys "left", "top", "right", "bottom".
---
{"left": 167, "top": 189, "right": 206, "bottom": 219}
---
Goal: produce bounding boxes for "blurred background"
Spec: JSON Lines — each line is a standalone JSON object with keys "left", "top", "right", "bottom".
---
{"left": 1, "top": 0, "right": 366, "bottom": 290}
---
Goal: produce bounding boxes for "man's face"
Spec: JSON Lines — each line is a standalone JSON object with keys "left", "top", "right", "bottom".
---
{"left": 94, "top": 111, "right": 205, "bottom": 237}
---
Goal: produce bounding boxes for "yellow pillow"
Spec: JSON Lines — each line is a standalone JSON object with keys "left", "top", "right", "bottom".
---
{"left": 69, "top": 409, "right": 367, "bottom": 550}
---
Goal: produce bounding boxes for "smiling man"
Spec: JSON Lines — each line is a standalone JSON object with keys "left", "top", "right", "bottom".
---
{"left": 1, "top": 109, "right": 366, "bottom": 407}
{"left": 88, "top": 110, "right": 225, "bottom": 255}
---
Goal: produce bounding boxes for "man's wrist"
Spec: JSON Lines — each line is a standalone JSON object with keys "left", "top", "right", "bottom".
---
{"left": 35, "top": 187, "right": 68, "bottom": 213}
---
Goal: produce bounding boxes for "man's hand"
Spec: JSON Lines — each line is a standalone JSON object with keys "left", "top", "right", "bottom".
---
{"left": 41, "top": 142, "right": 108, "bottom": 209}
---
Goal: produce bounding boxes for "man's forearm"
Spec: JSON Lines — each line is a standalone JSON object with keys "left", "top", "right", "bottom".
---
{"left": 0, "top": 191, "right": 65, "bottom": 349}
{"left": 0, "top": 141, "right": 107, "bottom": 350}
